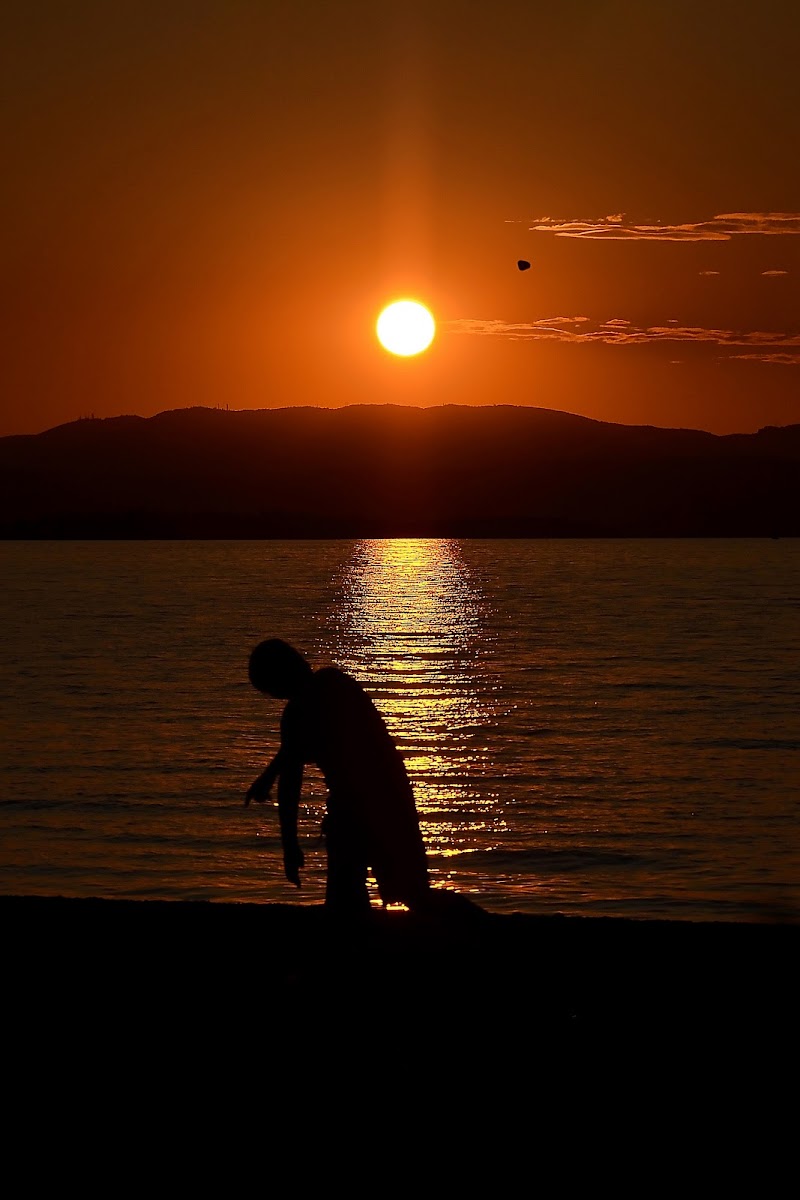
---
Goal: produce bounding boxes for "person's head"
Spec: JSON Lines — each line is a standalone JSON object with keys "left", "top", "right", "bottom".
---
{"left": 248, "top": 638, "right": 313, "bottom": 699}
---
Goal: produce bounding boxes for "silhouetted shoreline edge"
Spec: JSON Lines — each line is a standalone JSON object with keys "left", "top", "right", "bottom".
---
{"left": 4, "top": 894, "right": 796, "bottom": 1057}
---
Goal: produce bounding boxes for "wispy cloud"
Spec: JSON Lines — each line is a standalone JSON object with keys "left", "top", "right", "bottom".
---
{"left": 447, "top": 316, "right": 800, "bottom": 360}
{"left": 699, "top": 270, "right": 721, "bottom": 276}
{"left": 761, "top": 269, "right": 789, "bottom": 276}
{"left": 523, "top": 213, "right": 800, "bottom": 241}
{"left": 727, "top": 352, "right": 800, "bottom": 365}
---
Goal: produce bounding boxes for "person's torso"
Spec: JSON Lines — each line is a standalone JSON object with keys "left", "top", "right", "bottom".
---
{"left": 282, "top": 668, "right": 409, "bottom": 798}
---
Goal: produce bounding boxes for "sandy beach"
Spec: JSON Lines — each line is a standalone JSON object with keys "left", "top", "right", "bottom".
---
{"left": 5, "top": 895, "right": 796, "bottom": 1069}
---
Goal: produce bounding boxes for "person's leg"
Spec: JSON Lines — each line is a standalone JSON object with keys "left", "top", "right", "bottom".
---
{"left": 322, "top": 813, "right": 371, "bottom": 915}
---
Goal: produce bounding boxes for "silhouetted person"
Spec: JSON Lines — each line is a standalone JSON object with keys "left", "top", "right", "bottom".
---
{"left": 245, "top": 638, "right": 431, "bottom": 915}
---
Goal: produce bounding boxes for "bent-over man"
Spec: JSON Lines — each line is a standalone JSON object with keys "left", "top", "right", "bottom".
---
{"left": 245, "top": 638, "right": 431, "bottom": 914}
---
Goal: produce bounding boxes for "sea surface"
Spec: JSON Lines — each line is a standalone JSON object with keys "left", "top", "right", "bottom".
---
{"left": 1, "top": 538, "right": 798, "bottom": 923}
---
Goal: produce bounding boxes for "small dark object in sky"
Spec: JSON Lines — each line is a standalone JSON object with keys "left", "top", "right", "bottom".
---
{"left": 517, "top": 259, "right": 531, "bottom": 271}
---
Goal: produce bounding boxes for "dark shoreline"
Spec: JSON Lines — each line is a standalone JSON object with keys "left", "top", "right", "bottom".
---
{"left": 5, "top": 895, "right": 797, "bottom": 1055}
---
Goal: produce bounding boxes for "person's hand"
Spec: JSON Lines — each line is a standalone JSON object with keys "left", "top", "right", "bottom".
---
{"left": 244, "top": 773, "right": 272, "bottom": 807}
{"left": 283, "top": 843, "right": 305, "bottom": 888}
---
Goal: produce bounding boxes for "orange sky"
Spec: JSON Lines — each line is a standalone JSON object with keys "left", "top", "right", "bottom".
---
{"left": 3, "top": 1, "right": 799, "bottom": 437}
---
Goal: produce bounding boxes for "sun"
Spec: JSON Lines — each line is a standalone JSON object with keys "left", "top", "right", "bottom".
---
{"left": 376, "top": 300, "right": 436, "bottom": 357}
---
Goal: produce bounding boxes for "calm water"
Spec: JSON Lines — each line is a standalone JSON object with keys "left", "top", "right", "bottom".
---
{"left": 1, "top": 539, "right": 798, "bottom": 922}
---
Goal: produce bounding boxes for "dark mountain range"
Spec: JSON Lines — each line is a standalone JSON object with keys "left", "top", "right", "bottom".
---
{"left": 1, "top": 404, "right": 798, "bottom": 537}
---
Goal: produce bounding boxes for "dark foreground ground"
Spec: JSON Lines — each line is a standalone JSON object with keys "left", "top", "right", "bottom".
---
{"left": 4, "top": 894, "right": 796, "bottom": 1064}
{"left": 5, "top": 895, "right": 795, "bottom": 1155}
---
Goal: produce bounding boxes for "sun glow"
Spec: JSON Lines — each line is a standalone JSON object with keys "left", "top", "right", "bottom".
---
{"left": 376, "top": 300, "right": 435, "bottom": 356}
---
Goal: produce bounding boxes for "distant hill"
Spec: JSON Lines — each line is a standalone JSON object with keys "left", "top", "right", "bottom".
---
{"left": 1, "top": 404, "right": 799, "bottom": 537}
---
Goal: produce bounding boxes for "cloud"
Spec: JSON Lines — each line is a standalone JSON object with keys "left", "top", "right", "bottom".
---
{"left": 726, "top": 352, "right": 800, "bottom": 365}
{"left": 699, "top": 270, "right": 721, "bottom": 276}
{"left": 761, "top": 269, "right": 789, "bottom": 276}
{"left": 447, "top": 316, "right": 800, "bottom": 355}
{"left": 523, "top": 213, "right": 800, "bottom": 241}
{"left": 449, "top": 317, "right": 590, "bottom": 340}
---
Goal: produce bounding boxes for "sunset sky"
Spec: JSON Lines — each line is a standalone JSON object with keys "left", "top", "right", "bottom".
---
{"left": 3, "top": 0, "right": 799, "bottom": 437}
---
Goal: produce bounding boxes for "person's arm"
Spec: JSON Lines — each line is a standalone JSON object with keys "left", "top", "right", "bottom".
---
{"left": 244, "top": 750, "right": 284, "bottom": 806}
{"left": 277, "top": 755, "right": 305, "bottom": 887}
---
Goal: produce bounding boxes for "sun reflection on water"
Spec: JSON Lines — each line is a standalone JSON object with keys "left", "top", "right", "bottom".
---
{"left": 320, "top": 539, "right": 506, "bottom": 873}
